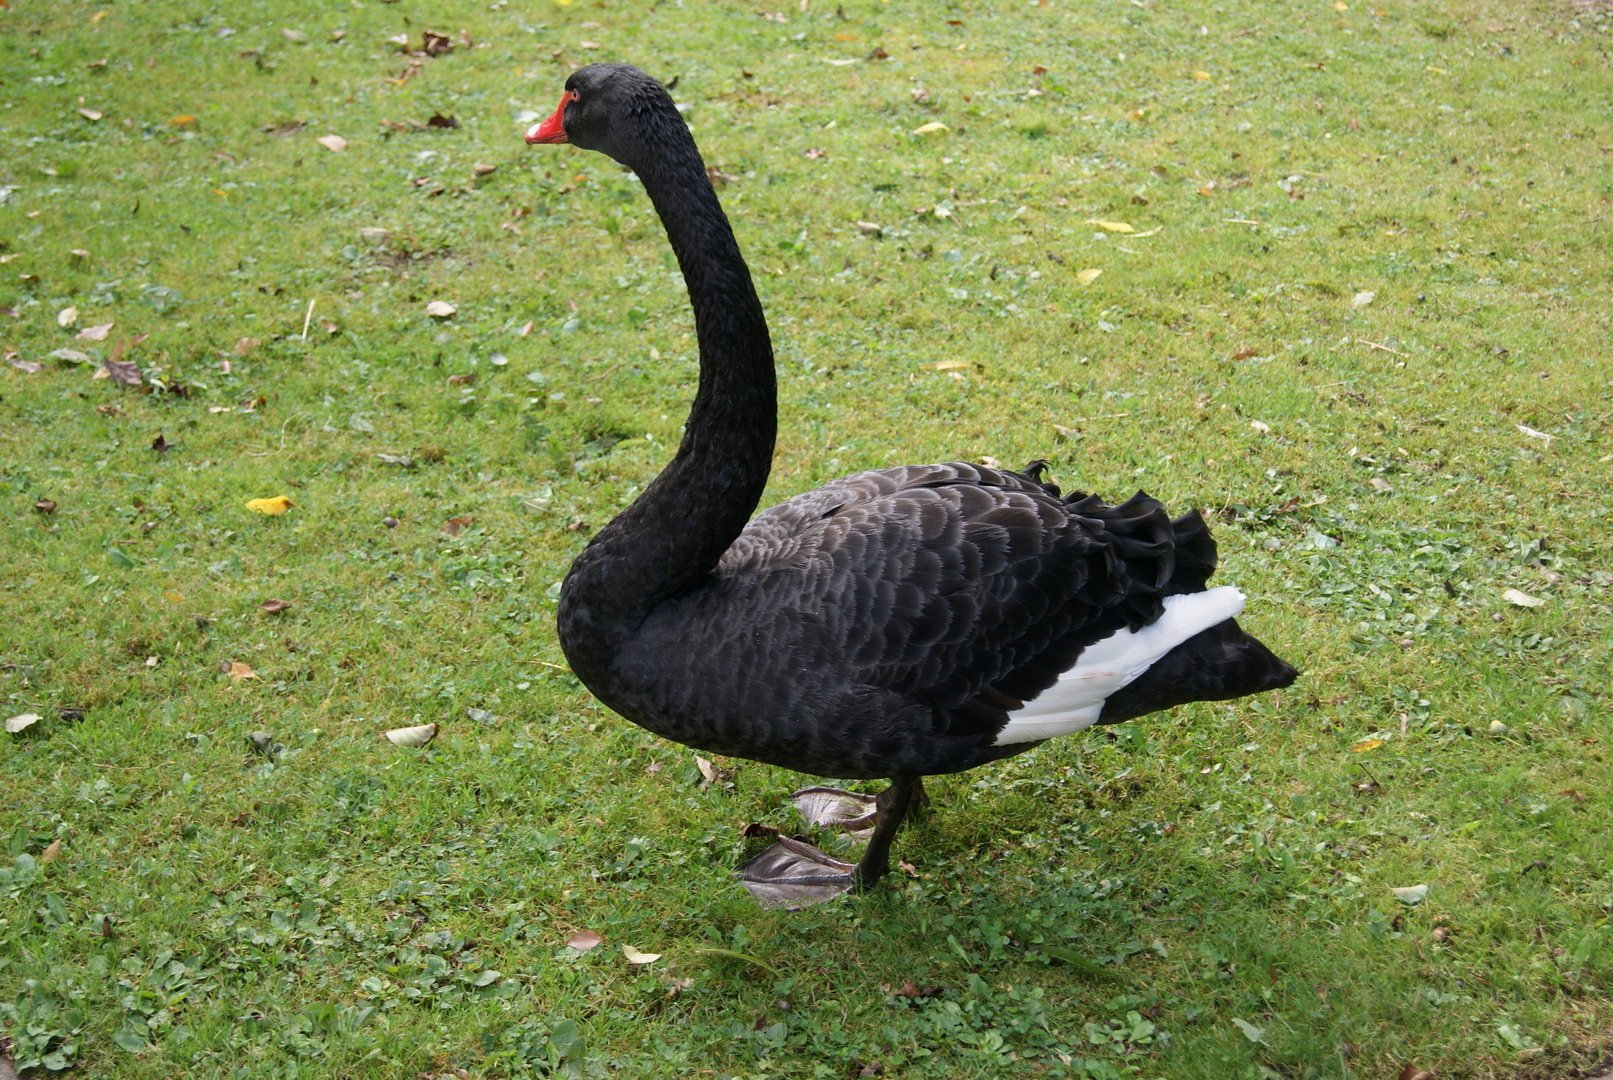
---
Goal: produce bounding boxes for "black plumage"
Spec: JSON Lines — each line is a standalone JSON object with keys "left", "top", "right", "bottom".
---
{"left": 528, "top": 65, "right": 1297, "bottom": 902}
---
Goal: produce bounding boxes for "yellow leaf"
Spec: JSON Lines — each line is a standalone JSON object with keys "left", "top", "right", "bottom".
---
{"left": 316, "top": 134, "right": 348, "bottom": 153}
{"left": 245, "top": 495, "right": 295, "bottom": 515}
{"left": 1085, "top": 219, "right": 1134, "bottom": 233}
{"left": 226, "top": 661, "right": 259, "bottom": 681}
{"left": 911, "top": 121, "right": 949, "bottom": 135}
{"left": 92, "top": 9, "right": 109, "bottom": 22}
{"left": 164, "top": 590, "right": 185, "bottom": 603}
{"left": 934, "top": 360, "right": 969, "bottom": 371}
{"left": 169, "top": 115, "right": 196, "bottom": 127}
{"left": 1426, "top": 66, "right": 1447, "bottom": 75}
{"left": 1351, "top": 738, "right": 1384, "bottom": 753}
{"left": 1076, "top": 268, "right": 1102, "bottom": 285}
{"left": 1192, "top": 69, "right": 1212, "bottom": 80}
{"left": 1332, "top": 1, "right": 1348, "bottom": 10}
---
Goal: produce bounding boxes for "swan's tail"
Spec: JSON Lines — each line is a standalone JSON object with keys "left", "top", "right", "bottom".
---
{"left": 990, "top": 587, "right": 1296, "bottom": 746}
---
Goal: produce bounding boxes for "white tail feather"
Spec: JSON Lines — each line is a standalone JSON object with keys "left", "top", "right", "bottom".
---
{"left": 992, "top": 586, "right": 1246, "bottom": 745}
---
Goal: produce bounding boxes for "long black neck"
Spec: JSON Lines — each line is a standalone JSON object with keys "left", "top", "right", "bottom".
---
{"left": 557, "top": 122, "right": 776, "bottom": 676}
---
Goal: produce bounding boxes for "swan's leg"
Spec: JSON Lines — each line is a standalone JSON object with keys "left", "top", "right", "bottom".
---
{"left": 738, "top": 775, "right": 924, "bottom": 908}
{"left": 850, "top": 774, "right": 920, "bottom": 892}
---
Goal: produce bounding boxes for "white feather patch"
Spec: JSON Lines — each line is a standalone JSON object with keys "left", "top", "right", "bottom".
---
{"left": 992, "top": 586, "right": 1246, "bottom": 745}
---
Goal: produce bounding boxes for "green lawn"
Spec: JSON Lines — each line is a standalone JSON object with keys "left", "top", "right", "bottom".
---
{"left": 2, "top": 0, "right": 1611, "bottom": 1076}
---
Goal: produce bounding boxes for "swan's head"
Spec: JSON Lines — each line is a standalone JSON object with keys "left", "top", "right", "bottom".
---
{"left": 524, "top": 63, "right": 681, "bottom": 173}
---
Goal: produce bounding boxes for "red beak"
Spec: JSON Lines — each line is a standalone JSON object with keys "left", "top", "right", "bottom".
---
{"left": 525, "top": 90, "right": 575, "bottom": 144}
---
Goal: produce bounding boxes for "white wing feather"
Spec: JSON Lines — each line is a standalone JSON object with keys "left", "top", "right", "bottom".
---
{"left": 992, "top": 586, "right": 1246, "bottom": 745}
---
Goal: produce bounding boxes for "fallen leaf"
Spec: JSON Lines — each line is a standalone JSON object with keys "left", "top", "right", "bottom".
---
{"left": 440, "top": 516, "right": 475, "bottom": 536}
{"left": 232, "top": 336, "right": 261, "bottom": 355}
{"left": 10, "top": 358, "right": 43, "bottom": 374}
{"left": 518, "top": 320, "right": 534, "bottom": 337}
{"left": 1369, "top": 476, "right": 1393, "bottom": 493}
{"left": 694, "top": 755, "right": 718, "bottom": 783}
{"left": 856, "top": 220, "right": 883, "bottom": 237}
{"left": 384, "top": 722, "right": 438, "bottom": 747}
{"left": 6, "top": 712, "right": 41, "bottom": 734}
{"left": 40, "top": 838, "right": 61, "bottom": 862}
{"left": 1515, "top": 423, "right": 1553, "bottom": 447}
{"left": 1351, "top": 738, "right": 1384, "bottom": 753}
{"left": 316, "top": 134, "right": 348, "bottom": 152}
{"left": 1249, "top": 419, "right": 1271, "bottom": 434}
{"left": 151, "top": 432, "right": 173, "bottom": 454}
{"left": 260, "top": 598, "right": 292, "bottom": 614}
{"left": 1193, "top": 69, "right": 1212, "bottom": 80}
{"left": 76, "top": 322, "right": 113, "bottom": 342}
{"left": 1431, "top": 927, "right": 1449, "bottom": 943}
{"left": 1557, "top": 788, "right": 1585, "bottom": 805}
{"left": 1232, "top": 1018, "right": 1266, "bottom": 1044}
{"left": 1076, "top": 268, "right": 1102, "bottom": 285}
{"left": 225, "top": 661, "right": 259, "bottom": 681}
{"left": 1502, "top": 588, "right": 1545, "bottom": 608}
{"left": 473, "top": 163, "right": 497, "bottom": 176}
{"left": 1351, "top": 290, "right": 1376, "bottom": 308}
{"left": 169, "top": 115, "right": 197, "bottom": 128}
{"left": 934, "top": 360, "right": 969, "bottom": 371}
{"left": 426, "top": 300, "right": 456, "bottom": 318}
{"left": 426, "top": 112, "right": 459, "bottom": 128}
{"left": 79, "top": 107, "right": 104, "bottom": 120}
{"left": 34, "top": 499, "right": 57, "bottom": 514}
{"left": 911, "top": 121, "right": 949, "bottom": 135}
{"left": 567, "top": 929, "right": 603, "bottom": 951}
{"left": 57, "top": 306, "right": 79, "bottom": 327}
{"left": 246, "top": 495, "right": 294, "bottom": 515}
{"left": 103, "top": 357, "right": 141, "bottom": 387}
{"left": 897, "top": 980, "right": 944, "bottom": 1000}
{"left": 622, "top": 944, "right": 661, "bottom": 965}
{"left": 1399, "top": 1065, "right": 1434, "bottom": 1080}
{"left": 1052, "top": 423, "right": 1079, "bottom": 440}
{"left": 446, "top": 373, "right": 475, "bottom": 386}
{"left": 1390, "top": 884, "right": 1429, "bottom": 905}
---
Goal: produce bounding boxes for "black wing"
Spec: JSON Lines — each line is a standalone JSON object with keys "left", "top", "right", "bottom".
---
{"left": 617, "top": 462, "right": 1215, "bottom": 777}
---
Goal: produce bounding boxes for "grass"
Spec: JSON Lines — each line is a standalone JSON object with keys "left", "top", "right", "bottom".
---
{"left": 1, "top": 0, "right": 1611, "bottom": 1076}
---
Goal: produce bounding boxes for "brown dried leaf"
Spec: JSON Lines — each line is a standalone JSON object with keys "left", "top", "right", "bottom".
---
{"left": 34, "top": 499, "right": 57, "bottom": 514}
{"left": 567, "top": 929, "right": 603, "bottom": 951}
{"left": 103, "top": 357, "right": 141, "bottom": 387}
{"left": 40, "top": 838, "right": 61, "bottom": 862}
{"left": 225, "top": 660, "right": 259, "bottom": 681}
{"left": 1398, "top": 1065, "right": 1434, "bottom": 1080}
{"left": 426, "top": 112, "right": 459, "bottom": 128}
{"left": 233, "top": 336, "right": 261, "bottom": 355}
{"left": 446, "top": 372, "right": 475, "bottom": 386}
{"left": 440, "top": 516, "right": 475, "bottom": 536}
{"left": 260, "top": 598, "right": 292, "bottom": 614}
{"left": 896, "top": 981, "right": 943, "bottom": 1001}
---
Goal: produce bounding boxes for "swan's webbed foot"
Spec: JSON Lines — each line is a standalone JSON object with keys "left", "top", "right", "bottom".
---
{"left": 738, "top": 775, "right": 926, "bottom": 909}
{"left": 738, "top": 837, "right": 857, "bottom": 909}
{"left": 791, "top": 786, "right": 879, "bottom": 837}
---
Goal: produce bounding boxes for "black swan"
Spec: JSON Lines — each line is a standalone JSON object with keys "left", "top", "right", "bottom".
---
{"left": 525, "top": 64, "right": 1297, "bottom": 907}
